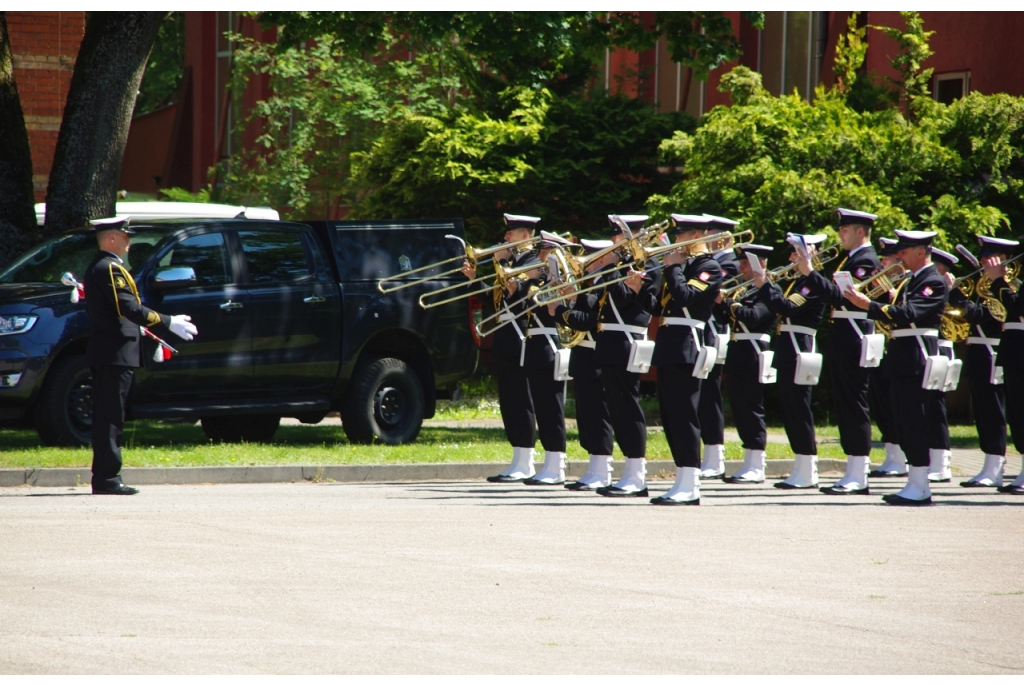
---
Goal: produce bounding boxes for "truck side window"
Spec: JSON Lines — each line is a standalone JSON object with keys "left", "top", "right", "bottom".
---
{"left": 238, "top": 230, "right": 311, "bottom": 283}
{"left": 158, "top": 232, "right": 231, "bottom": 286}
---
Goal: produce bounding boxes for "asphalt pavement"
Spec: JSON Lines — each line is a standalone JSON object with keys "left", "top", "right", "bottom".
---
{"left": 1, "top": 479, "right": 1021, "bottom": 674}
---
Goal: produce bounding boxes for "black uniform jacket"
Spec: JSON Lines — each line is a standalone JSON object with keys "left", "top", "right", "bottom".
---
{"left": 707, "top": 249, "right": 740, "bottom": 345}
{"left": 761, "top": 275, "right": 826, "bottom": 370}
{"left": 522, "top": 277, "right": 558, "bottom": 373}
{"left": 554, "top": 285, "right": 600, "bottom": 380}
{"left": 490, "top": 249, "right": 539, "bottom": 361}
{"left": 84, "top": 250, "right": 170, "bottom": 368}
{"left": 866, "top": 263, "right": 948, "bottom": 377}
{"left": 722, "top": 283, "right": 774, "bottom": 376}
{"left": 652, "top": 253, "right": 722, "bottom": 367}
{"left": 992, "top": 275, "right": 1024, "bottom": 369}
{"left": 948, "top": 283, "right": 1003, "bottom": 368}
{"left": 592, "top": 259, "right": 660, "bottom": 368}
{"left": 804, "top": 245, "right": 881, "bottom": 357}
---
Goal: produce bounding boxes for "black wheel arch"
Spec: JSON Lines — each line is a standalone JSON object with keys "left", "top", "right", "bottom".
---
{"left": 344, "top": 329, "right": 435, "bottom": 419}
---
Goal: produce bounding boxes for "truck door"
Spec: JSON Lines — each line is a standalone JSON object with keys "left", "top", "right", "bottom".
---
{"left": 238, "top": 227, "right": 340, "bottom": 395}
{"left": 133, "top": 229, "right": 253, "bottom": 399}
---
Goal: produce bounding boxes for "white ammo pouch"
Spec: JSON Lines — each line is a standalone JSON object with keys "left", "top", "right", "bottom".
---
{"left": 606, "top": 296, "right": 654, "bottom": 374}
{"left": 712, "top": 321, "right": 730, "bottom": 365}
{"left": 892, "top": 326, "right": 945, "bottom": 390}
{"left": 780, "top": 322, "right": 822, "bottom": 385}
{"left": 530, "top": 314, "right": 571, "bottom": 381}
{"left": 937, "top": 338, "right": 962, "bottom": 392}
{"left": 969, "top": 325, "right": 1003, "bottom": 385}
{"left": 662, "top": 306, "right": 715, "bottom": 378}
{"left": 733, "top": 323, "right": 776, "bottom": 384}
{"left": 833, "top": 308, "right": 884, "bottom": 368}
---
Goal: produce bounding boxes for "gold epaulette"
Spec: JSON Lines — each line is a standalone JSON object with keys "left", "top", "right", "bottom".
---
{"left": 686, "top": 279, "right": 708, "bottom": 291}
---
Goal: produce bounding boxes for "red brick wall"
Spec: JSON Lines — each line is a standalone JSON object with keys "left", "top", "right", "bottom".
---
{"left": 6, "top": 11, "right": 86, "bottom": 202}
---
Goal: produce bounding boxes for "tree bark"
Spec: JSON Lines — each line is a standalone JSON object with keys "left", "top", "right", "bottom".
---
{"left": 0, "top": 12, "right": 38, "bottom": 267}
{"left": 43, "top": 11, "right": 163, "bottom": 235}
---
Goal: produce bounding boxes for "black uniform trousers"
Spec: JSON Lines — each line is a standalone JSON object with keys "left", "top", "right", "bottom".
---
{"left": 697, "top": 363, "right": 725, "bottom": 445}
{"left": 928, "top": 392, "right": 951, "bottom": 451}
{"left": 966, "top": 349, "right": 1007, "bottom": 456}
{"left": 726, "top": 369, "right": 767, "bottom": 451}
{"left": 1004, "top": 366, "right": 1024, "bottom": 456}
{"left": 828, "top": 350, "right": 873, "bottom": 456}
{"left": 658, "top": 364, "right": 702, "bottom": 468}
{"left": 868, "top": 368, "right": 898, "bottom": 445}
{"left": 91, "top": 365, "right": 135, "bottom": 489}
{"left": 776, "top": 368, "right": 817, "bottom": 455}
{"left": 574, "top": 370, "right": 613, "bottom": 456}
{"left": 495, "top": 356, "right": 566, "bottom": 451}
{"left": 527, "top": 369, "right": 567, "bottom": 452}
{"left": 600, "top": 365, "right": 646, "bottom": 459}
{"left": 889, "top": 375, "right": 942, "bottom": 468}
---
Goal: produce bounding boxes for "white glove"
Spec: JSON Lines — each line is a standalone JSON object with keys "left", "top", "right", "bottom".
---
{"left": 169, "top": 314, "right": 198, "bottom": 341}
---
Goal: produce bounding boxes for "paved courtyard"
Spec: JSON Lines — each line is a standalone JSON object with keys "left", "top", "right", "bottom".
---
{"left": 1, "top": 480, "right": 1021, "bottom": 674}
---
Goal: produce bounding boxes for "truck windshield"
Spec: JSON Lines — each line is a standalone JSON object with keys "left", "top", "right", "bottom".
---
{"left": 0, "top": 230, "right": 165, "bottom": 284}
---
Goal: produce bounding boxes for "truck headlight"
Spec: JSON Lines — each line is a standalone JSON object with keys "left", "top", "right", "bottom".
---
{"left": 0, "top": 314, "right": 38, "bottom": 336}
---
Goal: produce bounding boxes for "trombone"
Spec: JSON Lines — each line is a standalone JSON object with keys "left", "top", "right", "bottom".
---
{"left": 377, "top": 234, "right": 540, "bottom": 294}
{"left": 418, "top": 255, "right": 549, "bottom": 309}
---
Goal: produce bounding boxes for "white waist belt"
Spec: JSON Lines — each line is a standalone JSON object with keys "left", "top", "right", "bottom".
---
{"left": 602, "top": 323, "right": 648, "bottom": 335}
{"left": 1004, "top": 322, "right": 1024, "bottom": 331}
{"left": 528, "top": 327, "right": 557, "bottom": 336}
{"left": 889, "top": 328, "right": 939, "bottom": 339}
{"left": 661, "top": 317, "right": 705, "bottom": 329}
{"left": 831, "top": 310, "right": 868, "bottom": 320}
{"left": 576, "top": 340, "right": 596, "bottom": 349}
{"left": 732, "top": 333, "right": 770, "bottom": 343}
{"left": 967, "top": 336, "right": 1000, "bottom": 346}
{"left": 498, "top": 312, "right": 516, "bottom": 322}
{"left": 779, "top": 324, "right": 817, "bottom": 337}
{"left": 938, "top": 339, "right": 953, "bottom": 348}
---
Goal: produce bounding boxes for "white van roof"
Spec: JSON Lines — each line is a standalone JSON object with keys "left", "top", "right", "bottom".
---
{"left": 34, "top": 201, "right": 280, "bottom": 226}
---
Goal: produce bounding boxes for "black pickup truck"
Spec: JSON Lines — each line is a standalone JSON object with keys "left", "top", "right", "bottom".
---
{"left": 0, "top": 218, "right": 479, "bottom": 446}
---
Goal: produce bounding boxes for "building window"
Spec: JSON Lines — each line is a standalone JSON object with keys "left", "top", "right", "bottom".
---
{"left": 934, "top": 71, "right": 970, "bottom": 104}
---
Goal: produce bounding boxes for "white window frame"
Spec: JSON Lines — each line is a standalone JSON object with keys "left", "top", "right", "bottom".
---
{"left": 933, "top": 71, "right": 971, "bottom": 102}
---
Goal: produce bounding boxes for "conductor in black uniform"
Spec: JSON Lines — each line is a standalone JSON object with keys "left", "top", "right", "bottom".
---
{"left": 796, "top": 208, "right": 882, "bottom": 495}
{"left": 844, "top": 229, "right": 948, "bottom": 505}
{"left": 84, "top": 217, "right": 198, "bottom": 494}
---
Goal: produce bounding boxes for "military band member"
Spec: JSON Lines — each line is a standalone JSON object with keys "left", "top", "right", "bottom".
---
{"left": 649, "top": 215, "right": 722, "bottom": 505}
{"left": 868, "top": 237, "right": 908, "bottom": 478}
{"left": 466, "top": 214, "right": 543, "bottom": 483}
{"left": 765, "top": 234, "right": 827, "bottom": 489}
{"left": 926, "top": 247, "right": 960, "bottom": 483}
{"left": 550, "top": 239, "right": 616, "bottom": 490}
{"left": 796, "top": 208, "right": 882, "bottom": 495}
{"left": 982, "top": 239, "right": 1024, "bottom": 495}
{"left": 954, "top": 236, "right": 1017, "bottom": 488}
{"left": 591, "top": 215, "right": 660, "bottom": 498}
{"left": 85, "top": 217, "right": 198, "bottom": 495}
{"left": 720, "top": 244, "right": 776, "bottom": 484}
{"left": 698, "top": 215, "right": 741, "bottom": 479}
{"left": 844, "top": 229, "right": 949, "bottom": 506}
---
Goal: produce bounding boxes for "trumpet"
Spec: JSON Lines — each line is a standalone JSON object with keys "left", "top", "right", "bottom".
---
{"left": 851, "top": 262, "right": 909, "bottom": 299}
{"left": 719, "top": 244, "right": 842, "bottom": 299}
{"left": 377, "top": 234, "right": 539, "bottom": 294}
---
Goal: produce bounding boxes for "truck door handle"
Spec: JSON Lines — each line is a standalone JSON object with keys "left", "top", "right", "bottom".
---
{"left": 219, "top": 300, "right": 244, "bottom": 311}
{"left": 303, "top": 296, "right": 326, "bottom": 304}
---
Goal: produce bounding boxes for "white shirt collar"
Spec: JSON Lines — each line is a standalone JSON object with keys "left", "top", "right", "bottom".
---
{"left": 102, "top": 250, "right": 123, "bottom": 264}
{"left": 912, "top": 262, "right": 932, "bottom": 278}
{"left": 848, "top": 243, "right": 870, "bottom": 258}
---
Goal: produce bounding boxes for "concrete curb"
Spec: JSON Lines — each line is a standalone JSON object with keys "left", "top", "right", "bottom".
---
{"left": 0, "top": 459, "right": 851, "bottom": 488}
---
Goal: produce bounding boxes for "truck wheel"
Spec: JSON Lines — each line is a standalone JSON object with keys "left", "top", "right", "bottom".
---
{"left": 343, "top": 356, "right": 424, "bottom": 445}
{"left": 200, "top": 415, "right": 280, "bottom": 443}
{"left": 34, "top": 355, "right": 93, "bottom": 447}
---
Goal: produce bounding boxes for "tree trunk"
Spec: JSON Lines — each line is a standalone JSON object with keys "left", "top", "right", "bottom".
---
{"left": 0, "top": 12, "right": 38, "bottom": 267}
{"left": 43, "top": 11, "right": 163, "bottom": 235}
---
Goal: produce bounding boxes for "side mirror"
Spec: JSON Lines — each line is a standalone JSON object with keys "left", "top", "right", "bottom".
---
{"left": 151, "top": 266, "right": 197, "bottom": 290}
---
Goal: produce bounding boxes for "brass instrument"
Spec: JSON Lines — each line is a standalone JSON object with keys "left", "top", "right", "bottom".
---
{"left": 719, "top": 244, "right": 840, "bottom": 299}
{"left": 420, "top": 255, "right": 547, "bottom": 309}
{"left": 953, "top": 251, "right": 1023, "bottom": 301}
{"left": 378, "top": 234, "right": 540, "bottom": 294}
{"left": 852, "top": 262, "right": 909, "bottom": 299}
{"left": 940, "top": 305, "right": 971, "bottom": 343}
{"left": 975, "top": 275, "right": 1007, "bottom": 322}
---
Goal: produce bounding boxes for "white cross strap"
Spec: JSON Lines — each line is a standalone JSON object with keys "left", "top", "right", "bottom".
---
{"left": 779, "top": 324, "right": 818, "bottom": 337}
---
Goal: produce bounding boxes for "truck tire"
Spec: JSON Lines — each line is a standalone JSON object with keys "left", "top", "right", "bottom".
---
{"left": 34, "top": 355, "right": 93, "bottom": 447}
{"left": 343, "top": 356, "right": 424, "bottom": 445}
{"left": 201, "top": 415, "right": 280, "bottom": 443}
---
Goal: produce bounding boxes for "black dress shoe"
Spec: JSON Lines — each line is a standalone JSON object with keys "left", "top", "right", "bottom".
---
{"left": 523, "top": 477, "right": 564, "bottom": 486}
{"left": 882, "top": 493, "right": 933, "bottom": 506}
{"left": 819, "top": 484, "right": 871, "bottom": 495}
{"left": 92, "top": 483, "right": 139, "bottom": 495}
{"left": 773, "top": 481, "right": 816, "bottom": 490}
{"left": 650, "top": 495, "right": 700, "bottom": 506}
{"left": 928, "top": 477, "right": 951, "bottom": 483}
{"left": 997, "top": 484, "right": 1024, "bottom": 494}
{"left": 869, "top": 469, "right": 907, "bottom": 478}
{"left": 960, "top": 479, "right": 997, "bottom": 488}
{"left": 564, "top": 480, "right": 602, "bottom": 491}
{"left": 700, "top": 472, "right": 725, "bottom": 480}
{"left": 486, "top": 474, "right": 527, "bottom": 483}
{"left": 723, "top": 476, "right": 764, "bottom": 484}
{"left": 596, "top": 486, "right": 649, "bottom": 498}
